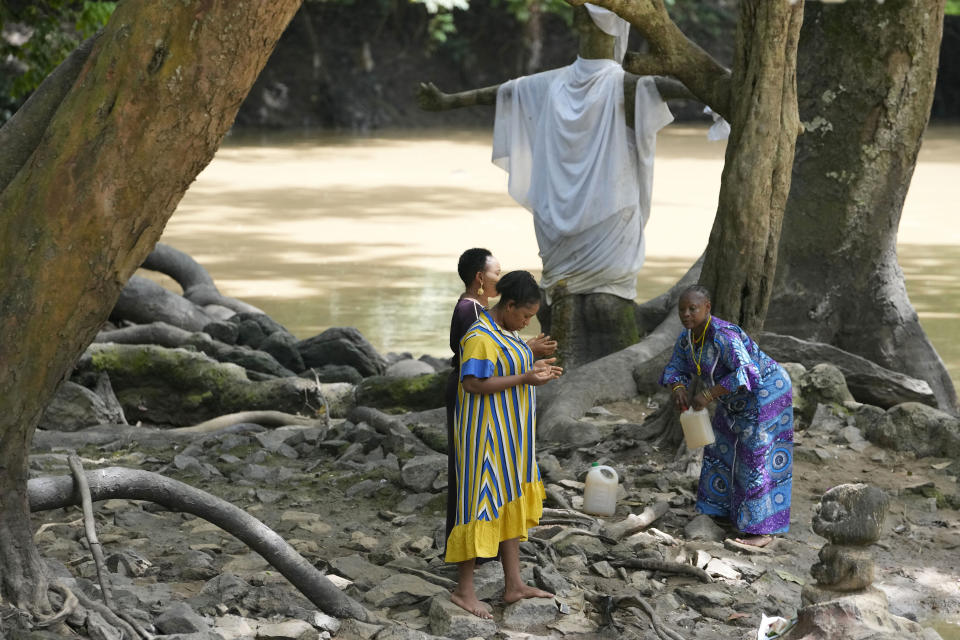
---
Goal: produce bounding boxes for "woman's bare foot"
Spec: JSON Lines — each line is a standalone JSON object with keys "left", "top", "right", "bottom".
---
{"left": 503, "top": 584, "right": 554, "bottom": 604}
{"left": 735, "top": 534, "right": 774, "bottom": 548}
{"left": 450, "top": 592, "right": 493, "bottom": 619}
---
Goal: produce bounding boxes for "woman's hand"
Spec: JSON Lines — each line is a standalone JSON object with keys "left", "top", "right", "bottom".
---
{"left": 526, "top": 333, "right": 558, "bottom": 358}
{"left": 691, "top": 391, "right": 710, "bottom": 411}
{"left": 671, "top": 385, "right": 689, "bottom": 412}
{"left": 524, "top": 358, "right": 563, "bottom": 386}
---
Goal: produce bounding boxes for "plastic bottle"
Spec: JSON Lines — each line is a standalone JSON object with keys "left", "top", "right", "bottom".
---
{"left": 583, "top": 462, "right": 618, "bottom": 517}
{"left": 680, "top": 408, "right": 715, "bottom": 449}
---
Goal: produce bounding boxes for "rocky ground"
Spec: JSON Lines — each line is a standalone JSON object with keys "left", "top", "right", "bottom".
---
{"left": 27, "top": 381, "right": 960, "bottom": 640}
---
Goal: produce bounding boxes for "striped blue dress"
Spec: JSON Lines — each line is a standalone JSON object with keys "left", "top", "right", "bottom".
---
{"left": 445, "top": 309, "right": 545, "bottom": 563}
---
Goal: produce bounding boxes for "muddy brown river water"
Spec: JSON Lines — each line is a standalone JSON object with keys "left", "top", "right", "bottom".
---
{"left": 152, "top": 124, "right": 960, "bottom": 387}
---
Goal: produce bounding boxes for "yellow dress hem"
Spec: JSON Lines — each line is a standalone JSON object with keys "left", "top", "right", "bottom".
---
{"left": 444, "top": 481, "right": 546, "bottom": 564}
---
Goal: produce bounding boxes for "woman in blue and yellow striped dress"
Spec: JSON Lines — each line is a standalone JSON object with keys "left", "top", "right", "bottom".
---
{"left": 446, "top": 271, "right": 563, "bottom": 618}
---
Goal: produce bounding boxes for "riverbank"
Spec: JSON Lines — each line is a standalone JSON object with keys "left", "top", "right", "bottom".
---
{"left": 28, "top": 384, "right": 960, "bottom": 639}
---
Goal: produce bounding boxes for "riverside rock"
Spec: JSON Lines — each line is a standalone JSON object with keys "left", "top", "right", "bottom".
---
{"left": 865, "top": 402, "right": 960, "bottom": 458}
{"left": 297, "top": 327, "right": 387, "bottom": 377}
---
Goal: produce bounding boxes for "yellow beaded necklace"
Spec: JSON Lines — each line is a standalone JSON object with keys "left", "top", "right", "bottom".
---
{"left": 690, "top": 315, "right": 712, "bottom": 376}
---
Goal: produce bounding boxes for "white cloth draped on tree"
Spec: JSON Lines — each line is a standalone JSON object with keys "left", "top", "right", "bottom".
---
{"left": 492, "top": 56, "right": 673, "bottom": 303}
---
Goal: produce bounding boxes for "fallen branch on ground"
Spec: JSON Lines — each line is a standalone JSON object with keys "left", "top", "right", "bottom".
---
{"left": 27, "top": 467, "right": 370, "bottom": 621}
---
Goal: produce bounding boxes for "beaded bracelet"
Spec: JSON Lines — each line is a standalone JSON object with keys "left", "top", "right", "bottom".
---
{"left": 671, "top": 383, "right": 685, "bottom": 392}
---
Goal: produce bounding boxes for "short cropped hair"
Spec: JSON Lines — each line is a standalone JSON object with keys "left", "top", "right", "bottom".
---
{"left": 457, "top": 248, "right": 492, "bottom": 286}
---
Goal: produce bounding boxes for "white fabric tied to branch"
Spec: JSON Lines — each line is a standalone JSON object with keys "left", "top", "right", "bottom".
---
{"left": 584, "top": 3, "right": 630, "bottom": 63}
{"left": 493, "top": 57, "right": 673, "bottom": 303}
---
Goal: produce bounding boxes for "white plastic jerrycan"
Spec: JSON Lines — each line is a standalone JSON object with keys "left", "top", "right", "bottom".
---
{"left": 583, "top": 462, "right": 619, "bottom": 517}
{"left": 680, "top": 408, "right": 715, "bottom": 449}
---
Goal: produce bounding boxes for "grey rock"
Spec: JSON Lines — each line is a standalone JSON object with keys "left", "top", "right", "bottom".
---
{"left": 297, "top": 327, "right": 386, "bottom": 377}
{"left": 684, "top": 514, "right": 725, "bottom": 542}
{"left": 236, "top": 318, "right": 267, "bottom": 349}
{"left": 174, "top": 454, "right": 211, "bottom": 477}
{"left": 418, "top": 354, "right": 450, "bottom": 372}
{"left": 38, "top": 381, "right": 118, "bottom": 432}
{"left": 838, "top": 425, "right": 865, "bottom": 444}
{"left": 799, "top": 363, "right": 855, "bottom": 422}
{"left": 811, "top": 543, "right": 875, "bottom": 590}
{"left": 867, "top": 402, "right": 960, "bottom": 458}
{"left": 750, "top": 570, "right": 802, "bottom": 606}
{"left": 155, "top": 602, "right": 211, "bottom": 634}
{"left": 330, "top": 619, "right": 383, "bottom": 640}
{"left": 812, "top": 483, "right": 890, "bottom": 545}
{"left": 260, "top": 331, "right": 306, "bottom": 373}
{"left": 590, "top": 560, "right": 617, "bottom": 578}
{"left": 86, "top": 610, "right": 124, "bottom": 640}
{"left": 376, "top": 625, "right": 448, "bottom": 640}
{"left": 501, "top": 596, "right": 558, "bottom": 630}
{"left": 534, "top": 565, "right": 572, "bottom": 596}
{"left": 345, "top": 479, "right": 381, "bottom": 498}
{"left": 257, "top": 620, "right": 318, "bottom": 640}
{"left": 795, "top": 588, "right": 932, "bottom": 639}
{"left": 304, "top": 364, "right": 363, "bottom": 385}
{"left": 203, "top": 320, "right": 240, "bottom": 345}
{"left": 428, "top": 597, "right": 498, "bottom": 640}
{"left": 200, "top": 573, "right": 251, "bottom": 603}
{"left": 396, "top": 493, "right": 437, "bottom": 515}
{"left": 808, "top": 404, "right": 846, "bottom": 435}
{"left": 363, "top": 573, "right": 447, "bottom": 608}
{"left": 329, "top": 554, "right": 395, "bottom": 591}
{"left": 356, "top": 373, "right": 446, "bottom": 413}
{"left": 400, "top": 454, "right": 447, "bottom": 493}
{"left": 675, "top": 585, "right": 736, "bottom": 609}
{"left": 474, "top": 561, "right": 506, "bottom": 600}
{"left": 385, "top": 359, "right": 437, "bottom": 378}
{"left": 757, "top": 332, "right": 936, "bottom": 409}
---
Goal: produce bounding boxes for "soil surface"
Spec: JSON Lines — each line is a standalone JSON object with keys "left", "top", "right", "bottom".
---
{"left": 28, "top": 396, "right": 960, "bottom": 639}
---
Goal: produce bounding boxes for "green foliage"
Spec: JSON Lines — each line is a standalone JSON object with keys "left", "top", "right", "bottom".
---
{"left": 0, "top": 1, "right": 115, "bottom": 119}
{"left": 947, "top": 0, "right": 960, "bottom": 15}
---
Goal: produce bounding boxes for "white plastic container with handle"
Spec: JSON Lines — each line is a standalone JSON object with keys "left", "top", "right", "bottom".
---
{"left": 680, "top": 408, "right": 715, "bottom": 449}
{"left": 583, "top": 462, "right": 618, "bottom": 517}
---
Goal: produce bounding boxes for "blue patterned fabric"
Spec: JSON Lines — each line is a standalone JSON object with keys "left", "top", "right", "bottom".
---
{"left": 661, "top": 317, "right": 793, "bottom": 534}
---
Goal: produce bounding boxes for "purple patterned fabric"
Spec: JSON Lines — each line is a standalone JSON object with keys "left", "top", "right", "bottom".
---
{"left": 661, "top": 316, "right": 793, "bottom": 535}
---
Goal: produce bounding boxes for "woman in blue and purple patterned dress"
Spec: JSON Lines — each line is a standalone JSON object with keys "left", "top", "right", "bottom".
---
{"left": 660, "top": 285, "right": 793, "bottom": 547}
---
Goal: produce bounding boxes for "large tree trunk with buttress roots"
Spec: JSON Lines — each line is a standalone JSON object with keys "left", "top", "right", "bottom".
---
{"left": 698, "top": 0, "right": 803, "bottom": 332}
{"left": 765, "top": 0, "right": 956, "bottom": 413}
{"left": 0, "top": 0, "right": 302, "bottom": 615}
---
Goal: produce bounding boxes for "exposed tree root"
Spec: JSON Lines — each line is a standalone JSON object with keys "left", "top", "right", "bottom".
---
{"left": 611, "top": 558, "right": 712, "bottom": 583}
{"left": 142, "top": 243, "right": 263, "bottom": 316}
{"left": 170, "top": 410, "right": 327, "bottom": 434}
{"left": 31, "top": 582, "right": 77, "bottom": 629}
{"left": 68, "top": 456, "right": 114, "bottom": 609}
{"left": 27, "top": 467, "right": 370, "bottom": 622}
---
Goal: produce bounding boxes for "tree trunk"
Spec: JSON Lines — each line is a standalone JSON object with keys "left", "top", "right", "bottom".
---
{"left": 764, "top": 0, "right": 956, "bottom": 413}
{"left": 699, "top": 0, "right": 803, "bottom": 332}
{"left": 0, "top": 0, "right": 301, "bottom": 613}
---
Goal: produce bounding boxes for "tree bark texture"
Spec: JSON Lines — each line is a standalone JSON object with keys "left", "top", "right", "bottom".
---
{"left": 582, "top": 0, "right": 733, "bottom": 120}
{"left": 698, "top": 0, "right": 803, "bottom": 333}
{"left": 0, "top": 0, "right": 302, "bottom": 611}
{"left": 765, "top": 0, "right": 956, "bottom": 413}
{"left": 27, "top": 467, "right": 369, "bottom": 621}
